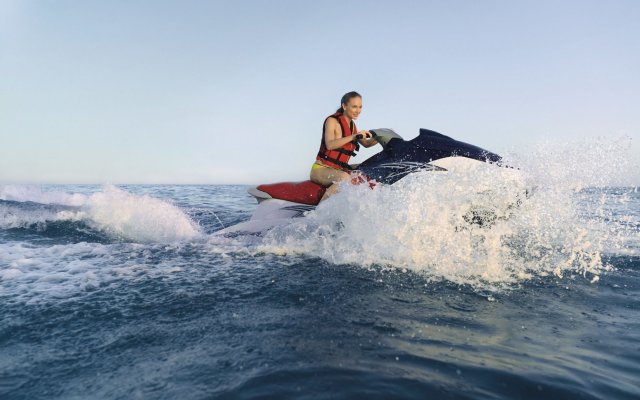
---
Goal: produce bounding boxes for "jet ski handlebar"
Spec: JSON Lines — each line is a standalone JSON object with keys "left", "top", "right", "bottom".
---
{"left": 354, "top": 131, "right": 377, "bottom": 141}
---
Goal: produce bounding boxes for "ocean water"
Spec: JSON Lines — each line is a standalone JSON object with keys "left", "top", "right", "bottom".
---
{"left": 1, "top": 152, "right": 639, "bottom": 399}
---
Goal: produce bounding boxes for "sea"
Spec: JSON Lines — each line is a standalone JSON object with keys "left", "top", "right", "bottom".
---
{"left": 1, "top": 144, "right": 639, "bottom": 399}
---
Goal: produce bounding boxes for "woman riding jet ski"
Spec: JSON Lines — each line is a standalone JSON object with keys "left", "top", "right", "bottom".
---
{"left": 310, "top": 91, "right": 378, "bottom": 201}
{"left": 214, "top": 90, "right": 512, "bottom": 235}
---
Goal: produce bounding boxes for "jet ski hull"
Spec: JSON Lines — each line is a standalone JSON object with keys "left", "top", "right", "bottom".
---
{"left": 216, "top": 198, "right": 315, "bottom": 236}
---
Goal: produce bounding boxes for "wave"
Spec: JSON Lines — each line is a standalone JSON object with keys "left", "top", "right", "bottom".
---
{"left": 254, "top": 139, "right": 639, "bottom": 289}
{"left": 1, "top": 137, "right": 637, "bottom": 294}
{"left": 0, "top": 185, "right": 201, "bottom": 243}
{"left": 0, "top": 202, "right": 112, "bottom": 243}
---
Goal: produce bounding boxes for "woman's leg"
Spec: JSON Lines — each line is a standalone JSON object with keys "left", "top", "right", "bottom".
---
{"left": 310, "top": 165, "right": 351, "bottom": 201}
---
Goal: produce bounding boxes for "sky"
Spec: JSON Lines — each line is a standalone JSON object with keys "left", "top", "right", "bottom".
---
{"left": 1, "top": 0, "right": 639, "bottom": 185}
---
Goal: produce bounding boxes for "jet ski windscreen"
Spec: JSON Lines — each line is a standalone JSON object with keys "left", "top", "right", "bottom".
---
{"left": 358, "top": 129, "right": 502, "bottom": 184}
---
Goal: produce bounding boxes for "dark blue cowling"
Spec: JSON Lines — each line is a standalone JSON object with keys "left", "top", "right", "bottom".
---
{"left": 357, "top": 129, "right": 502, "bottom": 184}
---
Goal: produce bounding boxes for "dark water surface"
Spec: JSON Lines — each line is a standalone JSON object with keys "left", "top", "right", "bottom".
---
{"left": 1, "top": 185, "right": 638, "bottom": 399}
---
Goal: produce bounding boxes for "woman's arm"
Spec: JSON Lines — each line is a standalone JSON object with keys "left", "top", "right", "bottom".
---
{"left": 324, "top": 119, "right": 379, "bottom": 149}
{"left": 323, "top": 118, "right": 357, "bottom": 150}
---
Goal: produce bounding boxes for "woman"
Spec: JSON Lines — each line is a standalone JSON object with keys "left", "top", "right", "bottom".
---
{"left": 311, "top": 91, "right": 378, "bottom": 201}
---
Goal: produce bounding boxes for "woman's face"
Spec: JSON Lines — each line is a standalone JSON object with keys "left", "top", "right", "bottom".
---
{"left": 342, "top": 97, "right": 362, "bottom": 120}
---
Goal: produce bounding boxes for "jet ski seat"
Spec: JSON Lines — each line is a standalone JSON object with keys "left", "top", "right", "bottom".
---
{"left": 251, "top": 181, "right": 326, "bottom": 206}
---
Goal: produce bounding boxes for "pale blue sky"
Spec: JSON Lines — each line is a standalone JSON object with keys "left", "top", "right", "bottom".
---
{"left": 1, "top": 0, "right": 639, "bottom": 184}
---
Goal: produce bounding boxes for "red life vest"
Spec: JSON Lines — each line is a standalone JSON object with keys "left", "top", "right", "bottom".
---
{"left": 316, "top": 112, "right": 359, "bottom": 171}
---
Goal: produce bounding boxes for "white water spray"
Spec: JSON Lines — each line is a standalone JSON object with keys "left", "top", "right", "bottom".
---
{"left": 257, "top": 137, "right": 638, "bottom": 288}
{"left": 0, "top": 185, "right": 201, "bottom": 242}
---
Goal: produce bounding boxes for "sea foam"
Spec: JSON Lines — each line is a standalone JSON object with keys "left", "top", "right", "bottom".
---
{"left": 0, "top": 185, "right": 201, "bottom": 242}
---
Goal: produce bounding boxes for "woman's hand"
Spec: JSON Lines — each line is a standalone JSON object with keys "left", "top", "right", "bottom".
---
{"left": 359, "top": 130, "right": 372, "bottom": 139}
{"left": 353, "top": 130, "right": 372, "bottom": 142}
{"left": 355, "top": 129, "right": 378, "bottom": 148}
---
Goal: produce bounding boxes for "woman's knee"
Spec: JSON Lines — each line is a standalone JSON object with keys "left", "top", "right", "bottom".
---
{"left": 329, "top": 170, "right": 351, "bottom": 183}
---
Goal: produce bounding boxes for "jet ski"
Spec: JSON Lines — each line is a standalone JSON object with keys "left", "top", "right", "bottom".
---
{"left": 216, "top": 128, "right": 518, "bottom": 236}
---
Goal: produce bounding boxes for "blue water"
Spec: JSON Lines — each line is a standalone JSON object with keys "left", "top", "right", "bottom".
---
{"left": 1, "top": 183, "right": 639, "bottom": 399}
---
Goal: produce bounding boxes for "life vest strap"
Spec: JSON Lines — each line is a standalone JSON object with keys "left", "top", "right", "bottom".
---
{"left": 316, "top": 152, "right": 354, "bottom": 171}
{"left": 334, "top": 148, "right": 357, "bottom": 157}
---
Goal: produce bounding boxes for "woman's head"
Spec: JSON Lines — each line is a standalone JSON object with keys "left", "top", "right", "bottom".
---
{"left": 336, "top": 91, "right": 362, "bottom": 120}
